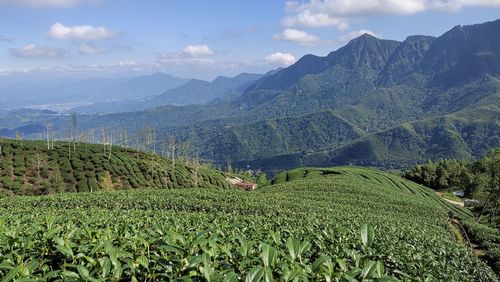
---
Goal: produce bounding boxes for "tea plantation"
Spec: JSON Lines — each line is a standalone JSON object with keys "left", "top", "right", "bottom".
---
{"left": 0, "top": 165, "right": 497, "bottom": 281}
{"left": 0, "top": 139, "right": 230, "bottom": 196}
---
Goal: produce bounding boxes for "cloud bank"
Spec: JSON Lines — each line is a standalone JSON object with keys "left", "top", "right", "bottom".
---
{"left": 274, "top": 28, "right": 324, "bottom": 45}
{"left": 283, "top": 0, "right": 500, "bottom": 30}
{"left": 182, "top": 45, "right": 215, "bottom": 57}
{"left": 47, "top": 22, "right": 117, "bottom": 40}
{"left": 264, "top": 52, "right": 296, "bottom": 66}
{"left": 10, "top": 44, "right": 67, "bottom": 58}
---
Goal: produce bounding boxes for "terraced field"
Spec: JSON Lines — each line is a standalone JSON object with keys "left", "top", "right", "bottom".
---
{"left": 0, "top": 139, "right": 230, "bottom": 196}
{"left": 0, "top": 166, "right": 495, "bottom": 281}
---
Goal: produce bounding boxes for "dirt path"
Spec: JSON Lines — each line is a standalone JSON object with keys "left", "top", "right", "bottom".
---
{"left": 436, "top": 192, "right": 465, "bottom": 207}
{"left": 448, "top": 218, "right": 486, "bottom": 257}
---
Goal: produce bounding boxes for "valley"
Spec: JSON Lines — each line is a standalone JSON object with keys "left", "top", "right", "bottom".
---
{"left": 0, "top": 8, "right": 499, "bottom": 281}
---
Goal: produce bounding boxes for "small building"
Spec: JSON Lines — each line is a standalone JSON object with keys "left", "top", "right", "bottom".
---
{"left": 235, "top": 182, "right": 257, "bottom": 191}
{"left": 226, "top": 176, "right": 257, "bottom": 191}
{"left": 464, "top": 199, "right": 480, "bottom": 207}
{"left": 225, "top": 177, "right": 243, "bottom": 185}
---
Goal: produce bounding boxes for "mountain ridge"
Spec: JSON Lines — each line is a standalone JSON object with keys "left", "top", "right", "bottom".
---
{"left": 3, "top": 19, "right": 500, "bottom": 172}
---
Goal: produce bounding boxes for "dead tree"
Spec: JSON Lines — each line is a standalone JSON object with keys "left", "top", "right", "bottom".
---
{"left": 167, "top": 136, "right": 177, "bottom": 171}
{"left": 119, "top": 128, "right": 128, "bottom": 148}
{"left": 45, "top": 121, "right": 54, "bottom": 150}
{"left": 34, "top": 147, "right": 45, "bottom": 179}
{"left": 71, "top": 112, "right": 78, "bottom": 152}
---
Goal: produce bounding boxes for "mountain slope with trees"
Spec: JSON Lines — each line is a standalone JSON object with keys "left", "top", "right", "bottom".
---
{"left": 6, "top": 19, "right": 500, "bottom": 172}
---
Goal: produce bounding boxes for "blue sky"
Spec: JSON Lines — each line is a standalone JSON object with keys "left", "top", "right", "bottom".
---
{"left": 0, "top": 0, "right": 500, "bottom": 80}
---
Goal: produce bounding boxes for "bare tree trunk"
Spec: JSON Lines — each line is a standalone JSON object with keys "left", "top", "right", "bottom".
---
{"left": 490, "top": 199, "right": 498, "bottom": 226}
{"left": 35, "top": 148, "right": 44, "bottom": 179}
{"left": 477, "top": 191, "right": 493, "bottom": 222}
{"left": 71, "top": 112, "right": 78, "bottom": 153}
{"left": 108, "top": 134, "right": 113, "bottom": 161}
{"left": 153, "top": 129, "right": 156, "bottom": 154}
{"left": 45, "top": 121, "right": 52, "bottom": 150}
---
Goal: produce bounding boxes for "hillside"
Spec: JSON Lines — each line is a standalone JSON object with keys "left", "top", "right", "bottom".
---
{"left": 4, "top": 19, "right": 500, "bottom": 171}
{"left": 0, "top": 138, "right": 230, "bottom": 196}
{"left": 0, "top": 166, "right": 496, "bottom": 280}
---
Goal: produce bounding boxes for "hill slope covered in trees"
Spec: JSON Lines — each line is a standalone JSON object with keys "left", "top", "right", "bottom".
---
{"left": 3, "top": 19, "right": 500, "bottom": 172}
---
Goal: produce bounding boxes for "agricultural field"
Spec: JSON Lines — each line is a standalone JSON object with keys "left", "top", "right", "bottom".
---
{"left": 0, "top": 166, "right": 497, "bottom": 281}
{"left": 0, "top": 139, "right": 230, "bottom": 196}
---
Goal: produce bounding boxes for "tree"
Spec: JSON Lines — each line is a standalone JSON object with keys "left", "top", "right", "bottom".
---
{"left": 119, "top": 128, "right": 128, "bottom": 148}
{"left": 190, "top": 153, "right": 203, "bottom": 188}
{"left": 44, "top": 121, "right": 53, "bottom": 150}
{"left": 477, "top": 149, "right": 500, "bottom": 223}
{"left": 256, "top": 172, "right": 268, "bottom": 187}
{"left": 34, "top": 147, "right": 45, "bottom": 179}
{"left": 71, "top": 112, "right": 78, "bottom": 152}
{"left": 226, "top": 158, "right": 233, "bottom": 173}
{"left": 15, "top": 131, "right": 23, "bottom": 146}
{"left": 167, "top": 136, "right": 177, "bottom": 170}
{"left": 99, "top": 171, "right": 115, "bottom": 191}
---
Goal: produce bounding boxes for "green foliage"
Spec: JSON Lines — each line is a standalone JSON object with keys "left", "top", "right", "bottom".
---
{"left": 462, "top": 219, "right": 500, "bottom": 274}
{"left": 404, "top": 158, "right": 473, "bottom": 191}
{"left": 0, "top": 167, "right": 496, "bottom": 280}
{"left": 405, "top": 150, "right": 499, "bottom": 223}
{"left": 0, "top": 139, "right": 230, "bottom": 196}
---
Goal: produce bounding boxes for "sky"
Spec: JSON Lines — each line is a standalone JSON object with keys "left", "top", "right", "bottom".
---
{"left": 0, "top": 0, "right": 500, "bottom": 80}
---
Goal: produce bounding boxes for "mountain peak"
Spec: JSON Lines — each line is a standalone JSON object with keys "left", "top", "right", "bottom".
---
{"left": 346, "top": 33, "right": 379, "bottom": 45}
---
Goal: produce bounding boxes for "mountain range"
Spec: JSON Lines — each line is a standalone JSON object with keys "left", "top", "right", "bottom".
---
{"left": 73, "top": 72, "right": 263, "bottom": 113}
{"left": 2, "top": 19, "right": 499, "bottom": 172}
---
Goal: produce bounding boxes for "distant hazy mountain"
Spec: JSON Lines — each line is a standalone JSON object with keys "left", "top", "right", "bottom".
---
{"left": 144, "top": 73, "right": 263, "bottom": 106}
{"left": 75, "top": 72, "right": 263, "bottom": 113}
{"left": 8, "top": 19, "right": 500, "bottom": 172}
{"left": 0, "top": 73, "right": 187, "bottom": 111}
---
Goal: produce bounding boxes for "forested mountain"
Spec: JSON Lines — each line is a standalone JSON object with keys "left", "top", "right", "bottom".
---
{"left": 4, "top": 19, "right": 500, "bottom": 172}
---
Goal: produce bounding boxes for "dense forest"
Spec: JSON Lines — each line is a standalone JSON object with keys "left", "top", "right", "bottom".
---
{"left": 404, "top": 149, "right": 499, "bottom": 226}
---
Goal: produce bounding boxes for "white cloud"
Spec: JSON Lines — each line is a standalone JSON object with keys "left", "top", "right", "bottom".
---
{"left": 283, "top": 0, "right": 500, "bottom": 30}
{"left": 47, "top": 22, "right": 117, "bottom": 41}
{"left": 10, "top": 44, "right": 67, "bottom": 57}
{"left": 79, "top": 43, "right": 106, "bottom": 55}
{"left": 182, "top": 45, "right": 214, "bottom": 57}
{"left": 339, "top": 29, "right": 381, "bottom": 43}
{"left": 274, "top": 28, "right": 324, "bottom": 45}
{"left": 0, "top": 0, "right": 87, "bottom": 7}
{"left": 429, "top": 0, "right": 500, "bottom": 11}
{"left": 78, "top": 43, "right": 128, "bottom": 55}
{"left": 0, "top": 68, "right": 9, "bottom": 76}
{"left": 157, "top": 53, "right": 216, "bottom": 66}
{"left": 264, "top": 52, "right": 296, "bottom": 66}
{"left": 283, "top": 9, "right": 350, "bottom": 30}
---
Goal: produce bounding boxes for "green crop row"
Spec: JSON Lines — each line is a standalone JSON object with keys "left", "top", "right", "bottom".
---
{"left": 0, "top": 139, "right": 230, "bottom": 196}
{"left": 0, "top": 167, "right": 496, "bottom": 281}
